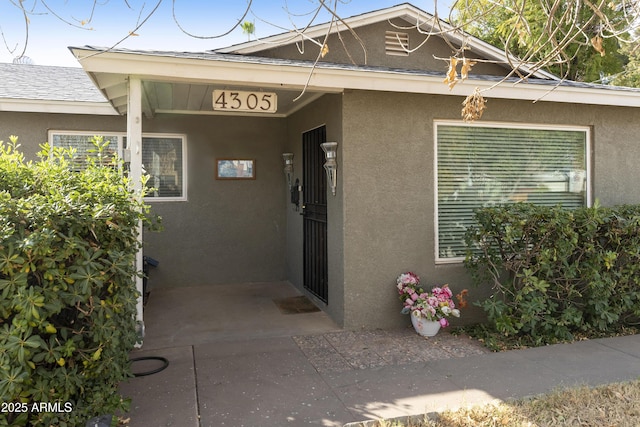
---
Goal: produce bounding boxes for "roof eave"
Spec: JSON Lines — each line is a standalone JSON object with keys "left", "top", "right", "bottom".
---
{"left": 71, "top": 47, "right": 640, "bottom": 109}
{"left": 0, "top": 98, "right": 118, "bottom": 115}
{"left": 311, "top": 66, "right": 640, "bottom": 107}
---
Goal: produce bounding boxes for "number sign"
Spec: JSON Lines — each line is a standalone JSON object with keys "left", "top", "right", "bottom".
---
{"left": 213, "top": 90, "right": 277, "bottom": 113}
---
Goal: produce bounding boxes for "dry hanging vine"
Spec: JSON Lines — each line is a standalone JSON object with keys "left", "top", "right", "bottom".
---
{"left": 462, "top": 87, "right": 488, "bottom": 122}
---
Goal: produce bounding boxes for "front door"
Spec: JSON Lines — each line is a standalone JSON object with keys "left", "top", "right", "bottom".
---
{"left": 302, "top": 126, "right": 328, "bottom": 303}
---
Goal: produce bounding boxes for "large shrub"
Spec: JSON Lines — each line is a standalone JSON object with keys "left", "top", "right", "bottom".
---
{"left": 0, "top": 136, "right": 152, "bottom": 426}
{"left": 465, "top": 202, "right": 640, "bottom": 345}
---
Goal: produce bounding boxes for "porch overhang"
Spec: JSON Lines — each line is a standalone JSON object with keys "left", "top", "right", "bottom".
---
{"left": 70, "top": 46, "right": 640, "bottom": 119}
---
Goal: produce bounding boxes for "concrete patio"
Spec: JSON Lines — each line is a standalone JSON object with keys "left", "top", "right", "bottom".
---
{"left": 118, "top": 281, "right": 640, "bottom": 427}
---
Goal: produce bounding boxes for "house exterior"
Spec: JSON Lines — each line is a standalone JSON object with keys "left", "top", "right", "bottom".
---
{"left": 1, "top": 3, "right": 639, "bottom": 333}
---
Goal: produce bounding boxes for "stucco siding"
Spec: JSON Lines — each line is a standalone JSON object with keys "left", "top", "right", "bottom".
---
{"left": 0, "top": 111, "right": 289, "bottom": 288}
{"left": 142, "top": 115, "right": 288, "bottom": 288}
{"left": 253, "top": 21, "right": 507, "bottom": 76}
{"left": 284, "top": 94, "right": 345, "bottom": 326}
{"left": 341, "top": 89, "right": 640, "bottom": 329}
{"left": 3, "top": 90, "right": 638, "bottom": 330}
{"left": 0, "top": 111, "right": 126, "bottom": 159}
{"left": 341, "top": 90, "right": 441, "bottom": 329}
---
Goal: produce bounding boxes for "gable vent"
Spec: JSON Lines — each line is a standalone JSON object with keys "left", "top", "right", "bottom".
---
{"left": 385, "top": 31, "right": 409, "bottom": 56}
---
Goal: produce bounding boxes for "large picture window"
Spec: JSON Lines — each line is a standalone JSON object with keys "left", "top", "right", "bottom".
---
{"left": 435, "top": 121, "right": 590, "bottom": 262}
{"left": 49, "top": 131, "right": 187, "bottom": 201}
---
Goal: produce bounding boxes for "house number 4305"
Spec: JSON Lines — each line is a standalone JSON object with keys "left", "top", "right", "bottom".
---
{"left": 213, "top": 90, "right": 277, "bottom": 113}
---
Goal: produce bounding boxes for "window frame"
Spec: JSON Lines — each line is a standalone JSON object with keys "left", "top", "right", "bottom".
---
{"left": 433, "top": 120, "right": 592, "bottom": 264}
{"left": 48, "top": 130, "right": 188, "bottom": 202}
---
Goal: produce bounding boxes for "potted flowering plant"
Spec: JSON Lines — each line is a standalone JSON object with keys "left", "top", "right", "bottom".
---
{"left": 396, "top": 272, "right": 464, "bottom": 336}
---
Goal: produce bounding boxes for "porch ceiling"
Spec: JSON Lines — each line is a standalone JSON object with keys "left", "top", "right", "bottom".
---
{"left": 96, "top": 75, "right": 325, "bottom": 118}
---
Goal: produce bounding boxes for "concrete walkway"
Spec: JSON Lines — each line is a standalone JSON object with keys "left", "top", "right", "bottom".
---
{"left": 119, "top": 283, "right": 640, "bottom": 426}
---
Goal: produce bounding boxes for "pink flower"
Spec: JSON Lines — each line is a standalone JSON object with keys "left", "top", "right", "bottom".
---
{"left": 397, "top": 273, "right": 464, "bottom": 328}
{"left": 442, "top": 286, "right": 453, "bottom": 298}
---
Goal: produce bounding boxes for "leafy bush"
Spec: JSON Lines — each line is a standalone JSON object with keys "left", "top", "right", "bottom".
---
{"left": 465, "top": 202, "right": 640, "bottom": 346}
{"left": 0, "top": 136, "right": 152, "bottom": 426}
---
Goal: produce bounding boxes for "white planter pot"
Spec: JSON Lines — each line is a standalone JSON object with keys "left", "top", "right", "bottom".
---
{"left": 411, "top": 314, "right": 441, "bottom": 337}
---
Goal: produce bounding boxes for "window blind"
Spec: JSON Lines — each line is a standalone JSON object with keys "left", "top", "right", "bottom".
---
{"left": 51, "top": 134, "right": 120, "bottom": 171}
{"left": 436, "top": 124, "right": 587, "bottom": 260}
{"left": 50, "top": 131, "right": 187, "bottom": 201}
{"left": 142, "top": 137, "right": 184, "bottom": 198}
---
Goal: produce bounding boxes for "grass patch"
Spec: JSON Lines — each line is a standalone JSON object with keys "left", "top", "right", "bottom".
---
{"left": 366, "top": 379, "right": 640, "bottom": 427}
{"left": 364, "top": 327, "right": 640, "bottom": 427}
{"left": 453, "top": 324, "right": 640, "bottom": 352}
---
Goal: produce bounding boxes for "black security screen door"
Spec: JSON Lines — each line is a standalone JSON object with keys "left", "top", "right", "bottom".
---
{"left": 302, "top": 126, "right": 328, "bottom": 303}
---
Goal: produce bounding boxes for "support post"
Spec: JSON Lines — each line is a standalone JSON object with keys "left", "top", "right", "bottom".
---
{"left": 127, "top": 77, "right": 145, "bottom": 345}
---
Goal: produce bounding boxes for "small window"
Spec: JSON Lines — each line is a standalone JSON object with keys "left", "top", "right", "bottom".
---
{"left": 50, "top": 133, "right": 121, "bottom": 171}
{"left": 49, "top": 131, "right": 187, "bottom": 201}
{"left": 435, "top": 122, "right": 590, "bottom": 262}
{"left": 142, "top": 136, "right": 186, "bottom": 199}
{"left": 385, "top": 31, "right": 410, "bottom": 56}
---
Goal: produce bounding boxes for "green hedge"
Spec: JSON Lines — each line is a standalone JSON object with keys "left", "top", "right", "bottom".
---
{"left": 465, "top": 202, "right": 640, "bottom": 345}
{"left": 0, "top": 137, "right": 153, "bottom": 426}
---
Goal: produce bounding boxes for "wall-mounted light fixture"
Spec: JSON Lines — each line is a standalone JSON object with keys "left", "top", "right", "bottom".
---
{"left": 320, "top": 142, "right": 338, "bottom": 196}
{"left": 282, "top": 152, "right": 294, "bottom": 189}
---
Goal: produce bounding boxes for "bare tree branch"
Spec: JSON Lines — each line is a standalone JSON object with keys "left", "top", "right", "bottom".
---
{"left": 39, "top": 0, "right": 98, "bottom": 30}
{"left": 317, "top": 0, "right": 367, "bottom": 64}
{"left": 4, "top": 0, "right": 639, "bottom": 118}
{"left": 171, "top": 0, "right": 253, "bottom": 39}
{"left": 76, "top": 0, "right": 164, "bottom": 63}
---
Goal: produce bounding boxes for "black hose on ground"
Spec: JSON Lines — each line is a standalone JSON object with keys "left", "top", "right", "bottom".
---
{"left": 130, "top": 356, "right": 169, "bottom": 377}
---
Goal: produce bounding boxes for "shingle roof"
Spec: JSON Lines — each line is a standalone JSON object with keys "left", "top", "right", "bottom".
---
{"left": 0, "top": 62, "right": 107, "bottom": 103}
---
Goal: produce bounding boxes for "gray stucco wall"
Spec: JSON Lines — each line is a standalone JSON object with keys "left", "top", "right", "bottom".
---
{"left": 0, "top": 111, "right": 289, "bottom": 289}
{"left": 0, "top": 111, "right": 126, "bottom": 159}
{"left": 284, "top": 94, "right": 345, "bottom": 326}
{"left": 255, "top": 20, "right": 506, "bottom": 76}
{"left": 4, "top": 90, "right": 639, "bottom": 331}
{"left": 142, "top": 114, "right": 288, "bottom": 288}
{"left": 340, "top": 89, "right": 640, "bottom": 330}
